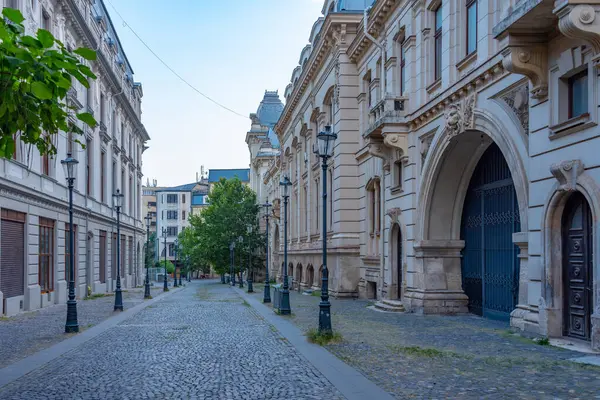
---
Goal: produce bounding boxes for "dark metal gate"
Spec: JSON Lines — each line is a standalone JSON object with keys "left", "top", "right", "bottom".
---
{"left": 461, "top": 143, "right": 521, "bottom": 321}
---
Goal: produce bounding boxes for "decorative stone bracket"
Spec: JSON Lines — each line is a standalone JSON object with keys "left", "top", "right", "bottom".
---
{"left": 444, "top": 92, "right": 477, "bottom": 138}
{"left": 556, "top": 3, "right": 600, "bottom": 67}
{"left": 386, "top": 207, "right": 401, "bottom": 223}
{"left": 550, "top": 159, "right": 584, "bottom": 192}
{"left": 501, "top": 43, "right": 548, "bottom": 99}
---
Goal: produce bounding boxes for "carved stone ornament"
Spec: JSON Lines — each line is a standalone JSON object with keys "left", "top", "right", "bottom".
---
{"left": 420, "top": 135, "right": 433, "bottom": 164}
{"left": 444, "top": 92, "right": 476, "bottom": 138}
{"left": 550, "top": 160, "right": 584, "bottom": 192}
{"left": 386, "top": 207, "right": 401, "bottom": 223}
{"left": 556, "top": 4, "right": 600, "bottom": 67}
{"left": 499, "top": 83, "right": 529, "bottom": 135}
{"left": 501, "top": 44, "right": 548, "bottom": 99}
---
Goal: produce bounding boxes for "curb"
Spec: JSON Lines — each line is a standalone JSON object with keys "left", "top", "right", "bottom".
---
{"left": 231, "top": 286, "right": 395, "bottom": 400}
{"left": 0, "top": 285, "right": 186, "bottom": 389}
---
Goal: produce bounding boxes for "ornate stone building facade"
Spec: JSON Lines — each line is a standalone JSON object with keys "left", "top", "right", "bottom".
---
{"left": 0, "top": 0, "right": 149, "bottom": 315}
{"left": 253, "top": 0, "right": 600, "bottom": 350}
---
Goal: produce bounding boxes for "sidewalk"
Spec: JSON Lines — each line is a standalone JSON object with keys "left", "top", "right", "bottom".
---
{"left": 245, "top": 283, "right": 600, "bottom": 399}
{"left": 0, "top": 285, "right": 163, "bottom": 369}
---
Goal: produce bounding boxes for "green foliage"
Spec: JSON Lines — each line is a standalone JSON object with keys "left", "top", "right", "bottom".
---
{"left": 179, "top": 178, "right": 265, "bottom": 277}
{"left": 306, "top": 329, "right": 343, "bottom": 346}
{"left": 0, "top": 8, "right": 97, "bottom": 158}
{"left": 536, "top": 337, "right": 550, "bottom": 346}
{"left": 158, "top": 259, "right": 175, "bottom": 274}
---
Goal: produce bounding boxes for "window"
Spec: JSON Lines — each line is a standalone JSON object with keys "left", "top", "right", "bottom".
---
{"left": 86, "top": 139, "right": 92, "bottom": 196}
{"left": 394, "top": 160, "right": 403, "bottom": 189}
{"left": 328, "top": 169, "right": 333, "bottom": 230}
{"left": 167, "top": 210, "right": 178, "bottom": 220}
{"left": 128, "top": 237, "right": 133, "bottom": 275}
{"left": 303, "top": 186, "right": 308, "bottom": 234}
{"left": 129, "top": 176, "right": 133, "bottom": 214}
{"left": 39, "top": 218, "right": 55, "bottom": 293}
{"left": 64, "top": 223, "right": 77, "bottom": 282}
{"left": 367, "top": 179, "right": 381, "bottom": 255}
{"left": 400, "top": 43, "right": 406, "bottom": 95}
{"left": 111, "top": 233, "right": 117, "bottom": 279}
{"left": 120, "top": 234, "right": 126, "bottom": 275}
{"left": 42, "top": 9, "right": 51, "bottom": 32}
{"left": 148, "top": 201, "right": 156, "bottom": 207}
{"left": 466, "top": 0, "right": 477, "bottom": 55}
{"left": 315, "top": 178, "right": 319, "bottom": 231}
{"left": 112, "top": 161, "right": 117, "bottom": 196}
{"left": 99, "top": 230, "right": 106, "bottom": 284}
{"left": 168, "top": 243, "right": 175, "bottom": 257}
{"left": 434, "top": 5, "right": 443, "bottom": 81}
{"left": 100, "top": 94, "right": 105, "bottom": 123}
{"left": 41, "top": 151, "right": 49, "bottom": 176}
{"left": 568, "top": 70, "right": 588, "bottom": 119}
{"left": 166, "top": 226, "right": 178, "bottom": 236}
{"left": 182, "top": 194, "right": 186, "bottom": 204}
{"left": 121, "top": 123, "right": 125, "bottom": 147}
{"left": 100, "top": 152, "right": 106, "bottom": 203}
{"left": 167, "top": 194, "right": 178, "bottom": 204}
{"left": 182, "top": 211, "right": 186, "bottom": 220}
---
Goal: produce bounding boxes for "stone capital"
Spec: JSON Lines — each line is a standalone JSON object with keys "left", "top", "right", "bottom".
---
{"left": 501, "top": 41, "right": 548, "bottom": 99}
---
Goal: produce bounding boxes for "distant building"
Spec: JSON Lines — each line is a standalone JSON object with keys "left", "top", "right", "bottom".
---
{"left": 142, "top": 179, "right": 166, "bottom": 235}
{"left": 207, "top": 169, "right": 250, "bottom": 192}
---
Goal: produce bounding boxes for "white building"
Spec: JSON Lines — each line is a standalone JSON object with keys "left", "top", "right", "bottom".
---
{"left": 0, "top": 0, "right": 150, "bottom": 316}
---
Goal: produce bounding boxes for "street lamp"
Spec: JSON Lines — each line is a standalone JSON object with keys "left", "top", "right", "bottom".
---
{"left": 262, "top": 201, "right": 272, "bottom": 303}
{"left": 62, "top": 153, "right": 79, "bottom": 333}
{"left": 247, "top": 224, "right": 253, "bottom": 293}
{"left": 173, "top": 238, "right": 179, "bottom": 288}
{"left": 144, "top": 213, "right": 152, "bottom": 299}
{"left": 229, "top": 241, "right": 236, "bottom": 286}
{"left": 112, "top": 189, "right": 124, "bottom": 311}
{"left": 279, "top": 175, "right": 292, "bottom": 315}
{"left": 314, "top": 125, "right": 337, "bottom": 333}
{"left": 162, "top": 228, "right": 168, "bottom": 292}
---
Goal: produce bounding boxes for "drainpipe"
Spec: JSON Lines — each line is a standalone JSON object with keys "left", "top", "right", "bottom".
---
{"left": 363, "top": 7, "right": 386, "bottom": 101}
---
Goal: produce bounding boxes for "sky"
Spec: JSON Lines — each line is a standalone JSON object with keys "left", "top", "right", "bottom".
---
{"left": 106, "top": 0, "right": 325, "bottom": 187}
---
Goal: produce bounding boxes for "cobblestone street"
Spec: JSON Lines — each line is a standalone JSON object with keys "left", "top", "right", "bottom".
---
{"left": 247, "top": 284, "right": 600, "bottom": 399}
{"left": 0, "top": 281, "right": 345, "bottom": 400}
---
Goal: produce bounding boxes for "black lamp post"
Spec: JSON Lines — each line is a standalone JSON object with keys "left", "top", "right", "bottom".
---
{"left": 262, "top": 202, "right": 272, "bottom": 303}
{"left": 279, "top": 176, "right": 292, "bottom": 315}
{"left": 238, "top": 235, "right": 244, "bottom": 288}
{"left": 178, "top": 253, "right": 183, "bottom": 286}
{"left": 162, "top": 228, "right": 168, "bottom": 292}
{"left": 62, "top": 153, "right": 79, "bottom": 333}
{"left": 144, "top": 213, "right": 152, "bottom": 299}
{"left": 186, "top": 255, "right": 191, "bottom": 282}
{"left": 113, "top": 189, "right": 124, "bottom": 311}
{"left": 173, "top": 238, "right": 179, "bottom": 288}
{"left": 230, "top": 241, "right": 235, "bottom": 286}
{"left": 247, "top": 224, "right": 253, "bottom": 293}
{"left": 314, "top": 125, "right": 337, "bottom": 333}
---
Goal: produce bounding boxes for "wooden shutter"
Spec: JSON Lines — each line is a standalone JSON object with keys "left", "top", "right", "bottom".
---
{"left": 1, "top": 210, "right": 26, "bottom": 299}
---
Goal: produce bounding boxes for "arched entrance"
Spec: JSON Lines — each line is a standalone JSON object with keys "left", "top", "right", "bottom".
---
{"left": 562, "top": 192, "right": 593, "bottom": 340}
{"left": 460, "top": 143, "right": 520, "bottom": 321}
{"left": 390, "top": 224, "right": 402, "bottom": 300}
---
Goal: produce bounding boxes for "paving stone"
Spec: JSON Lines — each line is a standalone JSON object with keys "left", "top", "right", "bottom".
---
{"left": 0, "top": 282, "right": 344, "bottom": 400}
{"left": 248, "top": 283, "right": 600, "bottom": 399}
{"left": 0, "top": 286, "right": 163, "bottom": 369}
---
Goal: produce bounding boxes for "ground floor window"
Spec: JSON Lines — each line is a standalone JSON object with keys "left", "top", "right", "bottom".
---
{"left": 39, "top": 217, "right": 55, "bottom": 293}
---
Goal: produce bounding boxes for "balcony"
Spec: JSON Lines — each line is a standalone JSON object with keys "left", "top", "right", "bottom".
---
{"left": 364, "top": 96, "right": 408, "bottom": 138}
{"left": 67, "top": 88, "right": 83, "bottom": 110}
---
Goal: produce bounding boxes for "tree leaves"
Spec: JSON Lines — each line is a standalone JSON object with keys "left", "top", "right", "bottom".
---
{"left": 76, "top": 112, "right": 97, "bottom": 128}
{"left": 31, "top": 81, "right": 52, "bottom": 99}
{"left": 0, "top": 10, "right": 98, "bottom": 159}
{"left": 36, "top": 29, "right": 54, "bottom": 48}
{"left": 73, "top": 47, "right": 97, "bottom": 61}
{"left": 2, "top": 8, "right": 25, "bottom": 24}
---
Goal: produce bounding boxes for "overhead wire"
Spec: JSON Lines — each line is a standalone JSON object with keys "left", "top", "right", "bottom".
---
{"left": 105, "top": 0, "right": 247, "bottom": 119}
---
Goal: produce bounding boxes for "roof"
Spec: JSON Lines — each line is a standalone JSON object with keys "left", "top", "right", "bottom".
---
{"left": 155, "top": 182, "right": 198, "bottom": 193}
{"left": 256, "top": 91, "right": 284, "bottom": 128}
{"left": 207, "top": 169, "right": 250, "bottom": 183}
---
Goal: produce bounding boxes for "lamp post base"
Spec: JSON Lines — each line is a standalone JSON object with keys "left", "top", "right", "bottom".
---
{"left": 318, "top": 300, "right": 332, "bottom": 333}
{"left": 114, "top": 287, "right": 124, "bottom": 311}
{"left": 279, "top": 289, "right": 291, "bottom": 315}
{"left": 163, "top": 278, "right": 168, "bottom": 292}
{"left": 65, "top": 300, "right": 79, "bottom": 333}
{"left": 144, "top": 282, "right": 151, "bottom": 299}
{"left": 263, "top": 283, "right": 271, "bottom": 303}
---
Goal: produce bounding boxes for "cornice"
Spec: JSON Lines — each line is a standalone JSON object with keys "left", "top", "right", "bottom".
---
{"left": 274, "top": 13, "right": 362, "bottom": 137}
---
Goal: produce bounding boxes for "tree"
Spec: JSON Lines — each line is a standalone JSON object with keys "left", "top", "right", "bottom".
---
{"left": 0, "top": 8, "right": 97, "bottom": 159}
{"left": 157, "top": 259, "right": 175, "bottom": 274}
{"left": 183, "top": 178, "right": 264, "bottom": 279}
